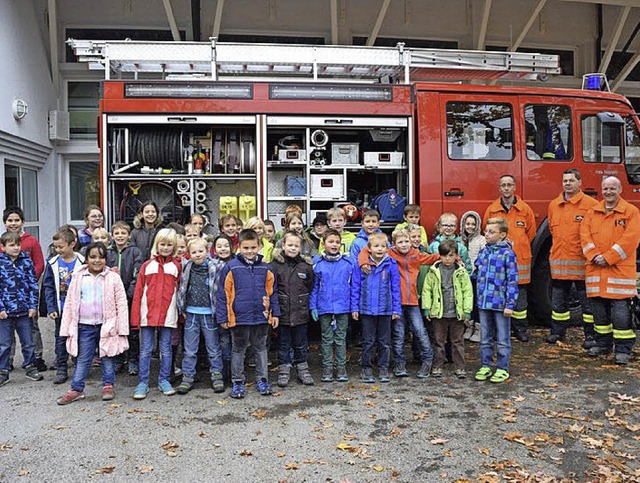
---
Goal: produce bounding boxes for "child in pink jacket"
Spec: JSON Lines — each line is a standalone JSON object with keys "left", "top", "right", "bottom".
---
{"left": 57, "top": 242, "right": 129, "bottom": 405}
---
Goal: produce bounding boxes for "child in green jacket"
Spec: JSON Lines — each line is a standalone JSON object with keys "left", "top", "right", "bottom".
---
{"left": 422, "top": 240, "right": 473, "bottom": 379}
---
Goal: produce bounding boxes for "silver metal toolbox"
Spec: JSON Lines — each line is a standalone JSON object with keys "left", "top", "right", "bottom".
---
{"left": 331, "top": 143, "right": 359, "bottom": 165}
{"left": 310, "top": 174, "right": 344, "bottom": 199}
{"left": 363, "top": 151, "right": 405, "bottom": 167}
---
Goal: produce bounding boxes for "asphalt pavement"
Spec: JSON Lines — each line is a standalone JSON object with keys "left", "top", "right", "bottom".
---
{"left": 1, "top": 321, "right": 639, "bottom": 482}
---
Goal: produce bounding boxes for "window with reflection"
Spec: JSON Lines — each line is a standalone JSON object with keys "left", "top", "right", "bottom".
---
{"left": 524, "top": 105, "right": 572, "bottom": 161}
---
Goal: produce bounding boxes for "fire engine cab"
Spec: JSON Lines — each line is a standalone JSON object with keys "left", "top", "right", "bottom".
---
{"left": 69, "top": 39, "right": 640, "bottom": 322}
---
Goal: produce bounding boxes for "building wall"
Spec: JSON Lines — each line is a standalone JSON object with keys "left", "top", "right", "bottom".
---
{"left": 0, "top": 0, "right": 57, "bottom": 248}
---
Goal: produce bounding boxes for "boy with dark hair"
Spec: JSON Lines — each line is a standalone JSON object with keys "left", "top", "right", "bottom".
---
{"left": 395, "top": 204, "right": 428, "bottom": 246}
{"left": 422, "top": 239, "right": 473, "bottom": 378}
{"left": 350, "top": 209, "right": 383, "bottom": 258}
{"left": 0, "top": 232, "right": 43, "bottom": 386}
{"left": 217, "top": 229, "right": 281, "bottom": 398}
{"left": 2, "top": 206, "right": 46, "bottom": 372}
{"left": 108, "top": 220, "right": 144, "bottom": 375}
{"left": 43, "top": 229, "right": 85, "bottom": 384}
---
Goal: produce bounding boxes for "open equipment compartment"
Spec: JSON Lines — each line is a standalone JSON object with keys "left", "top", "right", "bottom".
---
{"left": 264, "top": 115, "right": 412, "bottom": 229}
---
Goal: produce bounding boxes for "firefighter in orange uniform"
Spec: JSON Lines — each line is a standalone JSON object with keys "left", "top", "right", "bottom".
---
{"left": 484, "top": 174, "right": 535, "bottom": 342}
{"left": 581, "top": 176, "right": 640, "bottom": 365}
{"left": 545, "top": 169, "right": 598, "bottom": 347}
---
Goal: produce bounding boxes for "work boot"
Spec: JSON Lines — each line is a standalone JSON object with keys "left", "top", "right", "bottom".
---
{"left": 545, "top": 334, "right": 564, "bottom": 344}
{"left": 615, "top": 353, "right": 630, "bottom": 365}
{"left": 582, "top": 337, "right": 597, "bottom": 350}
{"left": 277, "top": 364, "right": 291, "bottom": 387}
{"left": 588, "top": 346, "right": 612, "bottom": 357}
{"left": 296, "top": 362, "right": 314, "bottom": 385}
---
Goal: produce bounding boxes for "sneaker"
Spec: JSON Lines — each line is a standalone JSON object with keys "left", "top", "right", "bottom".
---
{"left": 588, "top": 346, "right": 612, "bottom": 357}
{"left": 463, "top": 325, "right": 473, "bottom": 341}
{"left": 321, "top": 366, "right": 333, "bottom": 382}
{"left": 469, "top": 323, "right": 482, "bottom": 343}
{"left": 158, "top": 380, "right": 176, "bottom": 396}
{"left": 615, "top": 353, "right": 630, "bottom": 365}
{"left": 475, "top": 366, "right": 493, "bottom": 381}
{"left": 102, "top": 384, "right": 115, "bottom": 401}
{"left": 393, "top": 362, "right": 408, "bottom": 377}
{"left": 336, "top": 366, "right": 349, "bottom": 382}
{"left": 25, "top": 365, "right": 43, "bottom": 381}
{"left": 177, "top": 379, "right": 193, "bottom": 395}
{"left": 582, "top": 337, "right": 597, "bottom": 350}
{"left": 379, "top": 368, "right": 391, "bottom": 383}
{"left": 128, "top": 362, "right": 139, "bottom": 376}
{"left": 545, "top": 334, "right": 564, "bottom": 344}
{"left": 57, "top": 389, "right": 85, "bottom": 405}
{"left": 296, "top": 362, "right": 314, "bottom": 386}
{"left": 133, "top": 382, "right": 149, "bottom": 399}
{"left": 431, "top": 367, "right": 443, "bottom": 378}
{"left": 231, "top": 380, "right": 245, "bottom": 399}
{"left": 278, "top": 364, "right": 291, "bottom": 387}
{"left": 174, "top": 367, "right": 183, "bottom": 377}
{"left": 455, "top": 369, "right": 467, "bottom": 379}
{"left": 257, "top": 378, "right": 272, "bottom": 396}
{"left": 361, "top": 368, "right": 375, "bottom": 383}
{"left": 212, "top": 372, "right": 225, "bottom": 393}
{"left": 489, "top": 368, "right": 510, "bottom": 383}
{"left": 416, "top": 362, "right": 432, "bottom": 379}
{"left": 34, "top": 358, "right": 48, "bottom": 373}
{"left": 0, "top": 371, "right": 9, "bottom": 387}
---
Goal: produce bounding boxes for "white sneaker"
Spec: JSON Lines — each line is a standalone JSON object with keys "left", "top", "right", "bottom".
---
{"left": 469, "top": 322, "right": 481, "bottom": 343}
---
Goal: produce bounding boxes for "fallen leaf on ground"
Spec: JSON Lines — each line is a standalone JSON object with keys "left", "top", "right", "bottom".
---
{"left": 0, "top": 444, "right": 14, "bottom": 451}
{"left": 110, "top": 403, "right": 124, "bottom": 408}
{"left": 277, "top": 452, "right": 286, "bottom": 457}
{"left": 478, "top": 448, "right": 490, "bottom": 455}
{"left": 161, "top": 441, "right": 179, "bottom": 451}
{"left": 252, "top": 410, "right": 267, "bottom": 419}
{"left": 239, "top": 449, "right": 253, "bottom": 456}
{"left": 52, "top": 425, "right": 65, "bottom": 430}
{"left": 372, "top": 465, "right": 384, "bottom": 472}
{"left": 18, "top": 470, "right": 30, "bottom": 477}
{"left": 95, "top": 467, "right": 115, "bottom": 474}
{"left": 337, "top": 442, "right": 353, "bottom": 451}
{"left": 199, "top": 431, "right": 208, "bottom": 438}
{"left": 216, "top": 400, "right": 228, "bottom": 405}
{"left": 138, "top": 465, "right": 154, "bottom": 474}
{"left": 430, "top": 438, "right": 449, "bottom": 445}
{"left": 284, "top": 463, "right": 299, "bottom": 470}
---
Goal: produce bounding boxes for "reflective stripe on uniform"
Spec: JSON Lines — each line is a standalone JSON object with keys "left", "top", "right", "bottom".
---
{"left": 511, "top": 309, "right": 527, "bottom": 320}
{"left": 606, "top": 287, "right": 638, "bottom": 295}
{"left": 607, "top": 277, "right": 636, "bottom": 285}
{"left": 586, "top": 276, "right": 600, "bottom": 284}
{"left": 586, "top": 287, "right": 600, "bottom": 294}
{"left": 550, "top": 260, "right": 585, "bottom": 266}
{"left": 612, "top": 244, "right": 628, "bottom": 260}
{"left": 583, "top": 313, "right": 594, "bottom": 324}
{"left": 550, "top": 268, "right": 586, "bottom": 277}
{"left": 551, "top": 310, "right": 571, "bottom": 321}
{"left": 582, "top": 243, "right": 596, "bottom": 254}
{"left": 613, "top": 328, "right": 637, "bottom": 339}
{"left": 594, "top": 323, "right": 613, "bottom": 335}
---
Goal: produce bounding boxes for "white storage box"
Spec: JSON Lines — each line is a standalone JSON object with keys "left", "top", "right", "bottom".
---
{"left": 278, "top": 149, "right": 306, "bottom": 162}
{"left": 363, "top": 151, "right": 405, "bottom": 167}
{"left": 268, "top": 212, "right": 307, "bottom": 229}
{"left": 310, "top": 174, "right": 344, "bottom": 199}
{"left": 331, "top": 143, "right": 359, "bottom": 165}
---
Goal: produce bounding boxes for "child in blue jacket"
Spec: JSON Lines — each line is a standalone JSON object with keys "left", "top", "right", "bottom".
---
{"left": 310, "top": 229, "right": 355, "bottom": 383}
{"left": 474, "top": 217, "right": 518, "bottom": 384}
{"left": 351, "top": 233, "right": 401, "bottom": 383}
{"left": 0, "top": 232, "right": 43, "bottom": 386}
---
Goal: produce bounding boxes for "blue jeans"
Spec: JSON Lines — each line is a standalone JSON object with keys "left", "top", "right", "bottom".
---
{"left": 360, "top": 315, "right": 391, "bottom": 370}
{"left": 392, "top": 305, "right": 433, "bottom": 365}
{"left": 479, "top": 309, "right": 511, "bottom": 372}
{"left": 71, "top": 324, "right": 115, "bottom": 392}
{"left": 278, "top": 324, "right": 309, "bottom": 366}
{"left": 181, "top": 312, "right": 223, "bottom": 379}
{"left": 54, "top": 317, "right": 69, "bottom": 370}
{"left": 0, "top": 315, "right": 35, "bottom": 371}
{"left": 139, "top": 326, "right": 173, "bottom": 385}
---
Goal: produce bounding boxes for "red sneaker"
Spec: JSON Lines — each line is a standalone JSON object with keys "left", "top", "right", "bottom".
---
{"left": 57, "top": 389, "right": 85, "bottom": 405}
{"left": 102, "top": 384, "right": 115, "bottom": 401}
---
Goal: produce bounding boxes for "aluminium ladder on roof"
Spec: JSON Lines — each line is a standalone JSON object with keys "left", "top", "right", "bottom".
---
{"left": 67, "top": 38, "right": 561, "bottom": 83}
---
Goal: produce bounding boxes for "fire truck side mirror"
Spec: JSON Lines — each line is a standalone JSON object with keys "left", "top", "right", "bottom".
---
{"left": 596, "top": 112, "right": 624, "bottom": 126}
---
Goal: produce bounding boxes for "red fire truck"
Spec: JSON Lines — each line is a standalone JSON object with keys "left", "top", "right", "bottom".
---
{"left": 69, "top": 40, "right": 640, "bottom": 322}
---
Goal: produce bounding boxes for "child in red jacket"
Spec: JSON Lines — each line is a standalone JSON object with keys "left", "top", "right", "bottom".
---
{"left": 130, "top": 229, "right": 182, "bottom": 399}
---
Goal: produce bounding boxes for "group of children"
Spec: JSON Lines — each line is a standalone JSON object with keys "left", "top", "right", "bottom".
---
{"left": 0, "top": 200, "right": 520, "bottom": 405}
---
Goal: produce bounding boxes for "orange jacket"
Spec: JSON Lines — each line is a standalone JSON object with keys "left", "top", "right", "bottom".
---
{"left": 484, "top": 196, "right": 536, "bottom": 284}
{"left": 359, "top": 246, "right": 439, "bottom": 306}
{"left": 548, "top": 191, "right": 598, "bottom": 280}
{"left": 580, "top": 197, "right": 640, "bottom": 299}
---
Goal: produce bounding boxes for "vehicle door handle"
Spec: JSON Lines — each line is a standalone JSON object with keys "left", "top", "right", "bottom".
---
{"left": 444, "top": 190, "right": 464, "bottom": 197}
{"left": 584, "top": 188, "right": 598, "bottom": 197}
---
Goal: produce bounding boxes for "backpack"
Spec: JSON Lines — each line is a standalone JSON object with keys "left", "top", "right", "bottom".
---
{"left": 370, "top": 189, "right": 406, "bottom": 222}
